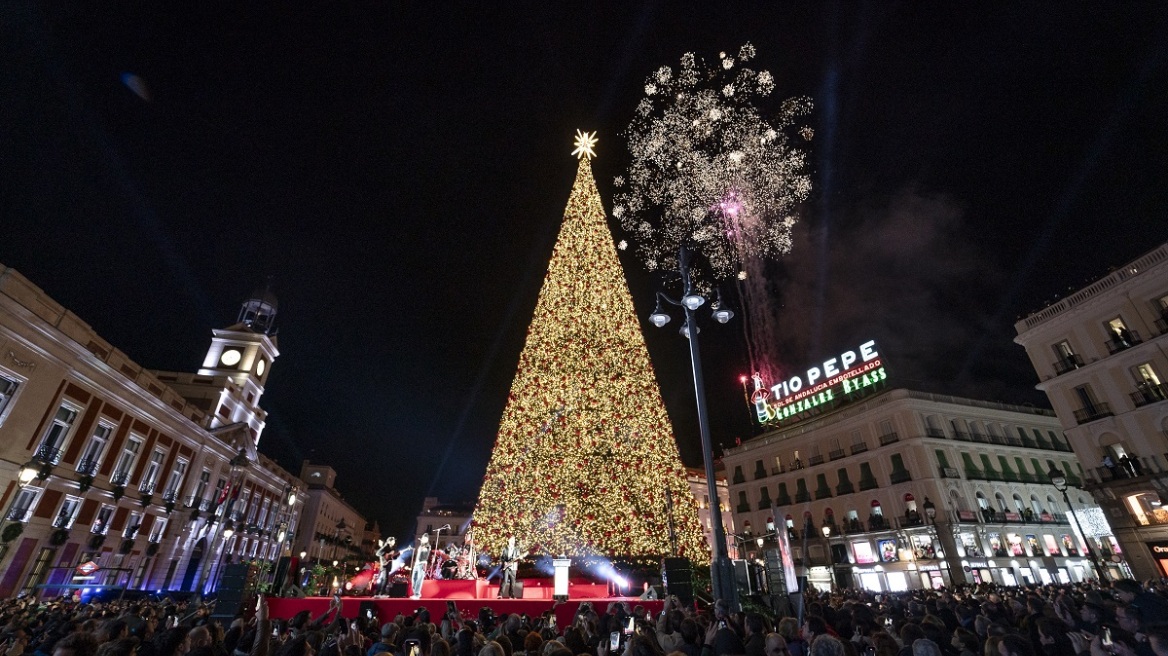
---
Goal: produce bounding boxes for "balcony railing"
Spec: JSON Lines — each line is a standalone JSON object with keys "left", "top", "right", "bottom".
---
{"left": 1105, "top": 330, "right": 1141, "bottom": 354}
{"left": 858, "top": 477, "right": 879, "bottom": 491}
{"left": 953, "top": 430, "right": 972, "bottom": 442}
{"left": 52, "top": 513, "right": 72, "bottom": 529}
{"left": 971, "top": 432, "right": 989, "bottom": 443}
{"left": 139, "top": 480, "right": 157, "bottom": 495}
{"left": 1073, "top": 403, "right": 1113, "bottom": 424}
{"left": 1054, "top": 354, "right": 1085, "bottom": 375}
{"left": 940, "top": 467, "right": 960, "bottom": 478}
{"left": 890, "top": 470, "right": 912, "bottom": 484}
{"left": 753, "top": 467, "right": 768, "bottom": 480}
{"left": 836, "top": 482, "right": 855, "bottom": 495}
{"left": 34, "top": 445, "right": 63, "bottom": 465}
{"left": 7, "top": 506, "right": 33, "bottom": 522}
{"left": 776, "top": 493, "right": 792, "bottom": 506}
{"left": 110, "top": 471, "right": 131, "bottom": 487}
{"left": 850, "top": 443, "right": 869, "bottom": 455}
{"left": 735, "top": 503, "right": 751, "bottom": 513}
{"left": 1093, "top": 463, "right": 1147, "bottom": 482}
{"left": 757, "top": 498, "right": 772, "bottom": 511}
{"left": 879, "top": 432, "right": 899, "bottom": 446}
{"left": 925, "top": 427, "right": 946, "bottom": 438}
{"left": 162, "top": 489, "right": 180, "bottom": 503}
{"left": 1156, "top": 317, "right": 1168, "bottom": 336}
{"left": 1006, "top": 437, "right": 1023, "bottom": 447}
{"left": 795, "top": 490, "right": 811, "bottom": 503}
{"left": 1131, "top": 383, "right": 1168, "bottom": 407}
{"left": 808, "top": 454, "right": 825, "bottom": 466}
{"left": 76, "top": 458, "right": 100, "bottom": 477}
{"left": 828, "top": 449, "right": 846, "bottom": 461}
{"left": 732, "top": 472, "right": 745, "bottom": 484}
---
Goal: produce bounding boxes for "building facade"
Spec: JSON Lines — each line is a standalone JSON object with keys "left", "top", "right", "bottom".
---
{"left": 1014, "top": 241, "right": 1168, "bottom": 579}
{"left": 722, "top": 388, "right": 1121, "bottom": 593}
{"left": 291, "top": 462, "right": 372, "bottom": 566}
{"left": 684, "top": 468, "right": 736, "bottom": 558}
{"left": 0, "top": 265, "right": 304, "bottom": 597}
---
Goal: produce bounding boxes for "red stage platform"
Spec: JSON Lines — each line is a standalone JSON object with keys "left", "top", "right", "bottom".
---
{"left": 267, "top": 580, "right": 659, "bottom": 627}
{"left": 267, "top": 596, "right": 662, "bottom": 629}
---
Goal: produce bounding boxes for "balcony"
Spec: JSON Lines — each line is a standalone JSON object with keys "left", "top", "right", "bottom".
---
{"left": 795, "top": 490, "right": 811, "bottom": 503}
{"left": 953, "top": 430, "right": 972, "bottom": 442}
{"left": 776, "top": 493, "right": 792, "bottom": 505}
{"left": 836, "top": 482, "right": 855, "bottom": 495}
{"left": 850, "top": 443, "right": 869, "bottom": 455}
{"left": 970, "top": 432, "right": 990, "bottom": 444}
{"left": 732, "top": 472, "right": 746, "bottom": 484}
{"left": 34, "top": 445, "right": 63, "bottom": 465}
{"left": 814, "top": 486, "right": 833, "bottom": 500}
{"left": 925, "top": 427, "right": 946, "bottom": 438}
{"left": 890, "top": 470, "right": 912, "bottom": 484}
{"left": 1105, "top": 330, "right": 1142, "bottom": 354}
{"left": 858, "top": 477, "right": 879, "bottom": 491}
{"left": 736, "top": 503, "right": 751, "bottom": 514}
{"left": 7, "top": 505, "right": 32, "bottom": 522}
{"left": 162, "top": 489, "right": 180, "bottom": 503}
{"left": 828, "top": 449, "right": 846, "bottom": 461}
{"left": 757, "top": 498, "right": 772, "bottom": 511}
{"left": 753, "top": 466, "right": 768, "bottom": 480}
{"left": 1131, "top": 383, "right": 1168, "bottom": 407}
{"left": 879, "top": 432, "right": 900, "bottom": 446}
{"left": 808, "top": 454, "right": 825, "bottom": 466}
{"left": 1156, "top": 317, "right": 1168, "bottom": 336}
{"left": 1053, "top": 354, "right": 1085, "bottom": 375}
{"left": 110, "top": 471, "right": 131, "bottom": 487}
{"left": 1006, "top": 437, "right": 1023, "bottom": 447}
{"left": 76, "top": 458, "right": 100, "bottom": 477}
{"left": 940, "top": 467, "right": 960, "bottom": 479}
{"left": 1073, "top": 402, "right": 1113, "bottom": 424}
{"left": 52, "top": 513, "right": 72, "bottom": 529}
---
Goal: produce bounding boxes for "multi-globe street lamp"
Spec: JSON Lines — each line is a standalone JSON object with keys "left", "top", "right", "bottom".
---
{"left": 647, "top": 245, "right": 739, "bottom": 610}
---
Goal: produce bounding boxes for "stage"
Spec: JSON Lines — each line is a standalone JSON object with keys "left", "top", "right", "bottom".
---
{"left": 267, "top": 596, "right": 661, "bottom": 627}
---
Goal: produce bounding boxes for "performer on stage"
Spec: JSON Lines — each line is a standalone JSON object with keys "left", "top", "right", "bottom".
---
{"left": 374, "top": 536, "right": 397, "bottom": 596}
{"left": 410, "top": 534, "right": 431, "bottom": 599}
{"left": 498, "top": 536, "right": 521, "bottom": 599}
{"left": 458, "top": 530, "right": 479, "bottom": 580}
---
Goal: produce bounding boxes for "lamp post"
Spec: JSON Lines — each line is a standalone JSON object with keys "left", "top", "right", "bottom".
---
{"left": 647, "top": 245, "right": 738, "bottom": 610}
{"left": 1047, "top": 464, "right": 1106, "bottom": 581}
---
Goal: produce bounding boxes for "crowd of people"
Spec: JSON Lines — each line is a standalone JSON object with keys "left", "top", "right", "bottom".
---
{"left": 2, "top": 579, "right": 1166, "bottom": 656}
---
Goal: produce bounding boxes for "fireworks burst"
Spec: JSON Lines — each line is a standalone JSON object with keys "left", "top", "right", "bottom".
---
{"left": 614, "top": 43, "right": 813, "bottom": 286}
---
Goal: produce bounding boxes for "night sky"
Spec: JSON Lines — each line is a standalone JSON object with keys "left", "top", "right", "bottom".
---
{"left": 3, "top": 3, "right": 1167, "bottom": 540}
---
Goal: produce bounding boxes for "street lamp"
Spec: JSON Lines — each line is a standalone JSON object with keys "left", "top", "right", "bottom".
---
{"left": 222, "top": 521, "right": 235, "bottom": 540}
{"left": 922, "top": 498, "right": 936, "bottom": 523}
{"left": 1047, "top": 464, "right": 1106, "bottom": 580}
{"left": 647, "top": 245, "right": 739, "bottom": 610}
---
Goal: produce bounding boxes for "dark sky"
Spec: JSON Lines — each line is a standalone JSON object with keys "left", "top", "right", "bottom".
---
{"left": 3, "top": 3, "right": 1167, "bottom": 539}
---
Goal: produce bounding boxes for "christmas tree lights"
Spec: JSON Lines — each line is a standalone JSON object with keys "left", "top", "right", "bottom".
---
{"left": 472, "top": 135, "right": 708, "bottom": 559}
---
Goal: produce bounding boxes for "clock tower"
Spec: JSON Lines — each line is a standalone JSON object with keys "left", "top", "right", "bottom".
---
{"left": 195, "top": 287, "right": 280, "bottom": 443}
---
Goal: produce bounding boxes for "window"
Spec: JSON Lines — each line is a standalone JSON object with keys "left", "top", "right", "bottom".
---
{"left": 149, "top": 518, "right": 167, "bottom": 543}
{"left": 54, "top": 497, "right": 82, "bottom": 529}
{"left": 1106, "top": 317, "right": 1136, "bottom": 348}
{"left": 1135, "top": 363, "right": 1162, "bottom": 385}
{"left": 124, "top": 512, "right": 143, "bottom": 539}
{"left": 194, "top": 469, "right": 211, "bottom": 501}
{"left": 92, "top": 505, "right": 114, "bottom": 534}
{"left": 37, "top": 405, "right": 79, "bottom": 463}
{"left": 111, "top": 436, "right": 143, "bottom": 485}
{"left": 139, "top": 450, "right": 165, "bottom": 493}
{"left": 77, "top": 424, "right": 112, "bottom": 475}
{"left": 1053, "top": 340, "right": 1076, "bottom": 359}
{"left": 258, "top": 497, "right": 271, "bottom": 528}
{"left": 163, "top": 460, "right": 188, "bottom": 500}
{"left": 0, "top": 375, "right": 19, "bottom": 424}
{"left": 7, "top": 487, "right": 41, "bottom": 522}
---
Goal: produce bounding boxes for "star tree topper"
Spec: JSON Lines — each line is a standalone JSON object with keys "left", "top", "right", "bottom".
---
{"left": 572, "top": 129, "right": 598, "bottom": 160}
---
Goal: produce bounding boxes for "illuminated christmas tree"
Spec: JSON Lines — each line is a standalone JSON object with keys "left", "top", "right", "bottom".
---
{"left": 472, "top": 131, "right": 708, "bottom": 559}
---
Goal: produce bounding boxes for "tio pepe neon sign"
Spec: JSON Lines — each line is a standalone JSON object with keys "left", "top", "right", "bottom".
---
{"left": 749, "top": 340, "right": 886, "bottom": 424}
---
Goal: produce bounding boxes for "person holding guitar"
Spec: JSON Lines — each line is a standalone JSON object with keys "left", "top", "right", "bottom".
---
{"left": 499, "top": 536, "right": 522, "bottom": 599}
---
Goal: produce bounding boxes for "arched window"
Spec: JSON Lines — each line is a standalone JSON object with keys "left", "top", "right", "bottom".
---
{"left": 976, "top": 492, "right": 989, "bottom": 509}
{"left": 1030, "top": 495, "right": 1043, "bottom": 514}
{"left": 995, "top": 492, "right": 1008, "bottom": 510}
{"left": 1013, "top": 494, "right": 1025, "bottom": 512}
{"left": 950, "top": 489, "right": 964, "bottom": 511}
{"left": 1047, "top": 495, "right": 1060, "bottom": 513}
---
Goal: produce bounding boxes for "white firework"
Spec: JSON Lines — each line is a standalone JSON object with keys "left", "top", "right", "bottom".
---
{"left": 616, "top": 45, "right": 813, "bottom": 286}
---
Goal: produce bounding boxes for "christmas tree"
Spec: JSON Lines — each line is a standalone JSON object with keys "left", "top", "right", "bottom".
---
{"left": 472, "top": 132, "right": 708, "bottom": 559}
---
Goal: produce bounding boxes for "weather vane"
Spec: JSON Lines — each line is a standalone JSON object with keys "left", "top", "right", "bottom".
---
{"left": 572, "top": 130, "right": 597, "bottom": 160}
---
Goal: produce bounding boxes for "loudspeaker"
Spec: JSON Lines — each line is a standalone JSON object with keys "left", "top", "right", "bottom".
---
{"left": 661, "top": 558, "right": 693, "bottom": 606}
{"left": 504, "top": 580, "right": 524, "bottom": 599}
{"left": 731, "top": 559, "right": 752, "bottom": 594}
{"left": 389, "top": 582, "right": 408, "bottom": 598}
{"left": 763, "top": 549, "right": 787, "bottom": 593}
{"left": 211, "top": 563, "right": 258, "bottom": 623}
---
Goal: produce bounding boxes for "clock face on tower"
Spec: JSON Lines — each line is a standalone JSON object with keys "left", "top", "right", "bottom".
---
{"left": 257, "top": 359, "right": 266, "bottom": 376}
{"left": 220, "top": 348, "right": 242, "bottom": 367}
